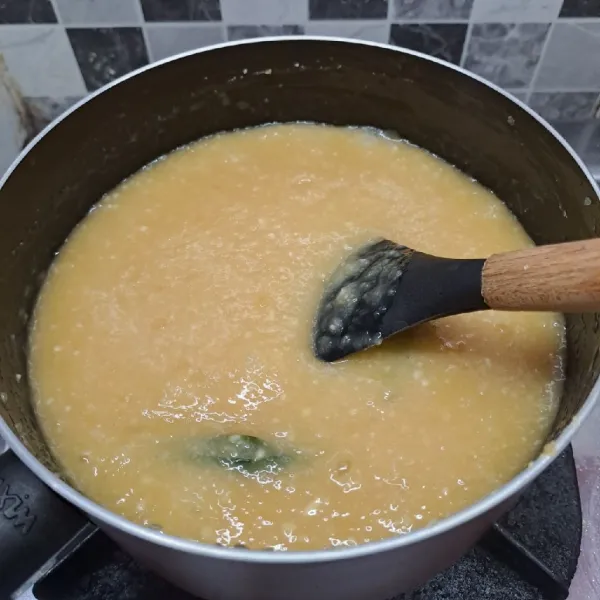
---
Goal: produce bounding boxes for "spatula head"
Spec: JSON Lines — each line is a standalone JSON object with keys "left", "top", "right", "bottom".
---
{"left": 312, "top": 239, "right": 487, "bottom": 362}
{"left": 313, "top": 239, "right": 414, "bottom": 362}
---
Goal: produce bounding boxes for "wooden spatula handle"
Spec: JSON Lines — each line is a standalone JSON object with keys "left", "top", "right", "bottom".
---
{"left": 482, "top": 239, "right": 600, "bottom": 312}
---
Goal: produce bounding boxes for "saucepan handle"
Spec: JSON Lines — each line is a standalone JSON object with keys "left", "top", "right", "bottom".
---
{"left": 0, "top": 445, "right": 93, "bottom": 598}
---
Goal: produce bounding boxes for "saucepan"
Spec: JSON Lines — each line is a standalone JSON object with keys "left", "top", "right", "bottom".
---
{"left": 0, "top": 38, "right": 599, "bottom": 600}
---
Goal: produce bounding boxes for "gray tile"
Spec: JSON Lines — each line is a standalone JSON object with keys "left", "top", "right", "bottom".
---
{"left": 0, "top": 83, "right": 27, "bottom": 173}
{"left": 55, "top": 0, "right": 141, "bottom": 24}
{"left": 464, "top": 23, "right": 550, "bottom": 88}
{"left": 0, "top": 92, "right": 80, "bottom": 176}
{"left": 22, "top": 96, "right": 83, "bottom": 142}
{"left": 0, "top": 26, "right": 86, "bottom": 96}
{"left": 551, "top": 120, "right": 588, "bottom": 152}
{"left": 583, "top": 120, "right": 600, "bottom": 165}
{"left": 309, "top": 0, "right": 388, "bottom": 20}
{"left": 389, "top": 23, "right": 468, "bottom": 64}
{"left": 471, "top": 0, "right": 563, "bottom": 23}
{"left": 536, "top": 22, "right": 600, "bottom": 90}
{"left": 560, "top": 0, "right": 600, "bottom": 17}
{"left": 227, "top": 25, "right": 304, "bottom": 41}
{"left": 504, "top": 90, "right": 528, "bottom": 102}
{"left": 0, "top": 0, "right": 56, "bottom": 23}
{"left": 146, "top": 24, "right": 224, "bottom": 60}
{"left": 529, "top": 92, "right": 598, "bottom": 121}
{"left": 392, "top": 0, "right": 473, "bottom": 20}
{"left": 220, "top": 0, "right": 307, "bottom": 25}
{"left": 305, "top": 21, "right": 390, "bottom": 42}
{"left": 67, "top": 28, "right": 149, "bottom": 91}
{"left": 141, "top": 0, "right": 222, "bottom": 21}
{"left": 25, "top": 96, "right": 82, "bottom": 123}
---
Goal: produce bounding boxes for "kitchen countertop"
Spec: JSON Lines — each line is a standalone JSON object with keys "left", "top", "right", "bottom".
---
{"left": 563, "top": 156, "right": 600, "bottom": 600}
{"left": 568, "top": 401, "right": 600, "bottom": 599}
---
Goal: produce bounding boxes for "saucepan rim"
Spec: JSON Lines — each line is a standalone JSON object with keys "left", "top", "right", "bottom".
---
{"left": 1, "top": 35, "right": 598, "bottom": 565}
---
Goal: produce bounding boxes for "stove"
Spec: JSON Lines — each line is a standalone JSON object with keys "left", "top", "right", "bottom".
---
{"left": 0, "top": 442, "right": 581, "bottom": 600}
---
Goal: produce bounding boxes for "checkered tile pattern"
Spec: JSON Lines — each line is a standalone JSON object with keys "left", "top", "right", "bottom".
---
{"left": 0, "top": 0, "right": 599, "bottom": 172}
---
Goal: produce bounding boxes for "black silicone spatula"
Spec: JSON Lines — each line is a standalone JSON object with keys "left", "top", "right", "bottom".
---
{"left": 313, "top": 237, "right": 600, "bottom": 362}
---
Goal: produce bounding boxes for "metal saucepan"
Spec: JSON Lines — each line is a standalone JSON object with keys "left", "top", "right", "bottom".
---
{"left": 0, "top": 38, "right": 599, "bottom": 600}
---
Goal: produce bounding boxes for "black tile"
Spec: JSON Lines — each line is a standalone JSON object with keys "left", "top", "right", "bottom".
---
{"left": 0, "top": 0, "right": 56, "bottom": 23}
{"left": 67, "top": 28, "right": 149, "bottom": 92}
{"left": 560, "top": 0, "right": 600, "bottom": 17}
{"left": 389, "top": 23, "right": 467, "bottom": 65}
{"left": 227, "top": 25, "right": 304, "bottom": 41}
{"left": 140, "top": 0, "right": 221, "bottom": 21}
{"left": 309, "top": 0, "right": 388, "bottom": 20}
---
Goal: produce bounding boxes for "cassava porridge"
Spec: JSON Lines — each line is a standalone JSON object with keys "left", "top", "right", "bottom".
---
{"left": 30, "top": 124, "right": 564, "bottom": 551}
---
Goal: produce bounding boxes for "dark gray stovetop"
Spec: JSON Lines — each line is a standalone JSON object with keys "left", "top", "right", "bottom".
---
{"left": 0, "top": 446, "right": 581, "bottom": 600}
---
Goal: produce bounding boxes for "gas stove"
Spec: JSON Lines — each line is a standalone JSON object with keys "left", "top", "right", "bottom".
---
{"left": 0, "top": 442, "right": 582, "bottom": 600}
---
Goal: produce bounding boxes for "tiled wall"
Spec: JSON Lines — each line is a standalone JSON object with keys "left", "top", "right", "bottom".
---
{"left": 1, "top": 0, "right": 600, "bottom": 173}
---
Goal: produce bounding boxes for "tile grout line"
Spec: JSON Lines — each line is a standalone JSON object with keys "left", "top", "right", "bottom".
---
{"left": 131, "top": 0, "right": 154, "bottom": 62}
{"left": 593, "top": 93, "right": 600, "bottom": 118}
{"left": 63, "top": 21, "right": 143, "bottom": 29}
{"left": 557, "top": 16, "right": 600, "bottom": 22}
{"left": 386, "top": 0, "right": 392, "bottom": 41}
{"left": 47, "top": 0, "right": 62, "bottom": 24}
{"left": 458, "top": 17, "right": 474, "bottom": 67}
{"left": 303, "top": 0, "right": 310, "bottom": 30}
{"left": 530, "top": 87, "right": 600, "bottom": 93}
{"left": 392, "top": 18, "right": 473, "bottom": 25}
{"left": 42, "top": 0, "right": 91, "bottom": 98}
{"left": 527, "top": 19, "right": 556, "bottom": 101}
{"left": 18, "top": 17, "right": 600, "bottom": 27}
{"left": 57, "top": 21, "right": 226, "bottom": 29}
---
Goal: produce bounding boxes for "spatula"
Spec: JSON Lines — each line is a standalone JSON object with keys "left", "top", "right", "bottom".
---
{"left": 313, "top": 238, "right": 600, "bottom": 362}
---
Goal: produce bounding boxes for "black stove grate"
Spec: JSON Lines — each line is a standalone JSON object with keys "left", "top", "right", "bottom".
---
{"left": 0, "top": 447, "right": 581, "bottom": 600}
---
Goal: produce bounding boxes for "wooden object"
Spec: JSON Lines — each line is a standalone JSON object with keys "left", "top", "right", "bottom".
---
{"left": 482, "top": 239, "right": 600, "bottom": 312}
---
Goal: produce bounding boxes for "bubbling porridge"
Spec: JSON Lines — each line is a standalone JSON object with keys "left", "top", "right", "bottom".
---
{"left": 30, "top": 124, "right": 563, "bottom": 550}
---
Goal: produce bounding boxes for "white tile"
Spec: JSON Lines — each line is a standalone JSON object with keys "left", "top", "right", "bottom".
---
{"left": 0, "top": 26, "right": 86, "bottom": 96}
{"left": 146, "top": 24, "right": 224, "bottom": 61}
{"left": 0, "top": 80, "right": 25, "bottom": 175}
{"left": 220, "top": 0, "right": 308, "bottom": 25}
{"left": 305, "top": 21, "right": 390, "bottom": 43}
{"left": 536, "top": 22, "right": 600, "bottom": 90}
{"left": 392, "top": 0, "right": 473, "bottom": 20}
{"left": 573, "top": 400, "right": 600, "bottom": 459}
{"left": 471, "top": 0, "right": 562, "bottom": 22}
{"left": 54, "top": 0, "right": 141, "bottom": 24}
{"left": 464, "top": 23, "right": 550, "bottom": 88}
{"left": 26, "top": 96, "right": 83, "bottom": 122}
